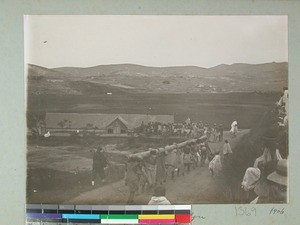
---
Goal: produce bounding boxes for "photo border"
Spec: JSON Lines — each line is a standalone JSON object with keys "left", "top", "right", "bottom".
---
{"left": 1, "top": 1, "right": 299, "bottom": 224}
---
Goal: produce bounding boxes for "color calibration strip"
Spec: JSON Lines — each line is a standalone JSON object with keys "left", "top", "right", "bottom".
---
{"left": 26, "top": 204, "right": 191, "bottom": 224}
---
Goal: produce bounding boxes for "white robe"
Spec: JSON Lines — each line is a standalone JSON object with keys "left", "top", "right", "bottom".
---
{"left": 209, "top": 155, "right": 222, "bottom": 175}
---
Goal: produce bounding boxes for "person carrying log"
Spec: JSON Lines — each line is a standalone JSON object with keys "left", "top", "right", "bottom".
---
{"left": 125, "top": 155, "right": 143, "bottom": 204}
{"left": 144, "top": 150, "right": 158, "bottom": 191}
{"left": 156, "top": 151, "right": 167, "bottom": 185}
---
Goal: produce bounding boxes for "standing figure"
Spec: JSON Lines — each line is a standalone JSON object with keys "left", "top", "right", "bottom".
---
{"left": 230, "top": 121, "right": 238, "bottom": 137}
{"left": 222, "top": 140, "right": 233, "bottom": 162}
{"left": 253, "top": 127, "right": 282, "bottom": 168}
{"left": 209, "top": 152, "right": 222, "bottom": 177}
{"left": 183, "top": 145, "right": 192, "bottom": 174}
{"left": 251, "top": 159, "right": 287, "bottom": 204}
{"left": 156, "top": 151, "right": 167, "bottom": 185}
{"left": 200, "top": 144, "right": 207, "bottom": 167}
{"left": 125, "top": 156, "right": 143, "bottom": 204}
{"left": 190, "top": 142, "right": 199, "bottom": 168}
{"left": 92, "top": 146, "right": 109, "bottom": 186}
{"left": 165, "top": 148, "right": 177, "bottom": 180}
{"left": 212, "top": 123, "right": 217, "bottom": 142}
{"left": 218, "top": 124, "right": 224, "bottom": 142}
{"left": 175, "top": 148, "right": 184, "bottom": 177}
{"left": 144, "top": 150, "right": 157, "bottom": 191}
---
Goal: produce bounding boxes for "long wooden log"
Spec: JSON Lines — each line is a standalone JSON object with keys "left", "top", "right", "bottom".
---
{"left": 129, "top": 135, "right": 207, "bottom": 159}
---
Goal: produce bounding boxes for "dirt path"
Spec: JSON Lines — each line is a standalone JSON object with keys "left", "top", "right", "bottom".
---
{"left": 66, "top": 130, "right": 249, "bottom": 205}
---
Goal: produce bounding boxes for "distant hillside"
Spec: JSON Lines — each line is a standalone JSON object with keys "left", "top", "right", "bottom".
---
{"left": 27, "top": 62, "right": 288, "bottom": 94}
{"left": 27, "top": 64, "right": 132, "bottom": 96}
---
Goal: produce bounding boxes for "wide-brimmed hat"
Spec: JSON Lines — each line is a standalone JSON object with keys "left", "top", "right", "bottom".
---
{"left": 267, "top": 159, "right": 288, "bottom": 186}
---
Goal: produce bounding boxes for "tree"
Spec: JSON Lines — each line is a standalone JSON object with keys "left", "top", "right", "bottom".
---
{"left": 27, "top": 111, "right": 46, "bottom": 141}
{"left": 57, "top": 119, "right": 72, "bottom": 128}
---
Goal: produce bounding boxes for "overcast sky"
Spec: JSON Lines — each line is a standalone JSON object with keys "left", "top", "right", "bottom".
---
{"left": 24, "top": 15, "right": 288, "bottom": 69}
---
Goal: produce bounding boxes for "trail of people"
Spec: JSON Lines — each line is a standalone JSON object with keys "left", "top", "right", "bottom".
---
{"left": 65, "top": 129, "right": 249, "bottom": 205}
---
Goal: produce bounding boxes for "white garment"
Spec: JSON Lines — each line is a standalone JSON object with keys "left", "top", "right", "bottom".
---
{"left": 283, "top": 90, "right": 288, "bottom": 104}
{"left": 231, "top": 121, "right": 237, "bottom": 127}
{"left": 44, "top": 131, "right": 50, "bottom": 138}
{"left": 241, "top": 167, "right": 261, "bottom": 191}
{"left": 209, "top": 155, "right": 222, "bottom": 175}
{"left": 253, "top": 148, "right": 283, "bottom": 168}
{"left": 223, "top": 143, "right": 232, "bottom": 155}
{"left": 278, "top": 90, "right": 288, "bottom": 116}
{"left": 230, "top": 121, "right": 238, "bottom": 134}
{"left": 148, "top": 196, "right": 171, "bottom": 205}
{"left": 250, "top": 196, "right": 259, "bottom": 204}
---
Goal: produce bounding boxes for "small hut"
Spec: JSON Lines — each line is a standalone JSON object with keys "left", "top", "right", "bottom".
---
{"left": 106, "top": 116, "right": 129, "bottom": 134}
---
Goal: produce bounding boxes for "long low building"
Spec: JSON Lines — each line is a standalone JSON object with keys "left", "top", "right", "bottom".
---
{"left": 45, "top": 113, "right": 174, "bottom": 134}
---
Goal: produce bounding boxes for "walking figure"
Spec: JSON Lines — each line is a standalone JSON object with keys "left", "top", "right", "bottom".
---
{"left": 92, "top": 146, "right": 108, "bottom": 186}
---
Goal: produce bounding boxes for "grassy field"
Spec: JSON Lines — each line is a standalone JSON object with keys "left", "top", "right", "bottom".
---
{"left": 27, "top": 92, "right": 280, "bottom": 129}
{"left": 26, "top": 135, "right": 187, "bottom": 203}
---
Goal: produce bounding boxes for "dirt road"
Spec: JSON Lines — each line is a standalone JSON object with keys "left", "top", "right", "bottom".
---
{"left": 66, "top": 129, "right": 249, "bottom": 205}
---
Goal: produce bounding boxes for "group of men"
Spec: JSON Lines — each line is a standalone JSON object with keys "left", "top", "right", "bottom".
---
{"left": 123, "top": 135, "right": 234, "bottom": 204}
{"left": 241, "top": 88, "right": 288, "bottom": 204}
{"left": 136, "top": 120, "right": 224, "bottom": 142}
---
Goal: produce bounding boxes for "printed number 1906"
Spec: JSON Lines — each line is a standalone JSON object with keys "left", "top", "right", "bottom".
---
{"left": 235, "top": 206, "right": 257, "bottom": 216}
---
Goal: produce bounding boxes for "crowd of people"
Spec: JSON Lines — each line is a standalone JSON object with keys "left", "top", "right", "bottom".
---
{"left": 240, "top": 87, "right": 288, "bottom": 204}
{"left": 90, "top": 88, "right": 288, "bottom": 205}
{"left": 90, "top": 133, "right": 236, "bottom": 204}
{"left": 135, "top": 119, "right": 225, "bottom": 143}
{"left": 123, "top": 135, "right": 235, "bottom": 204}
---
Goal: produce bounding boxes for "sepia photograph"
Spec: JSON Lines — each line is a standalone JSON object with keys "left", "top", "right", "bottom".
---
{"left": 25, "top": 15, "right": 288, "bottom": 205}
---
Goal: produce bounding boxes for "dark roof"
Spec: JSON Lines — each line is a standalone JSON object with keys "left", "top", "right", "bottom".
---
{"left": 45, "top": 113, "right": 174, "bottom": 130}
{"left": 106, "top": 116, "right": 129, "bottom": 129}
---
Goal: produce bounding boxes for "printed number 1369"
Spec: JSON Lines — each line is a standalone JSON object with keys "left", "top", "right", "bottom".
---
{"left": 235, "top": 206, "right": 256, "bottom": 216}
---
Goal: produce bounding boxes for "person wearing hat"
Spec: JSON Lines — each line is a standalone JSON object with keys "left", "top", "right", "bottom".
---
{"left": 241, "top": 167, "right": 261, "bottom": 191}
{"left": 267, "top": 159, "right": 288, "bottom": 203}
{"left": 251, "top": 159, "right": 287, "bottom": 204}
{"left": 241, "top": 167, "right": 261, "bottom": 202}
{"left": 91, "top": 146, "right": 109, "bottom": 186}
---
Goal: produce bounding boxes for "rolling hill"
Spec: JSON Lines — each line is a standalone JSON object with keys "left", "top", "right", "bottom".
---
{"left": 27, "top": 62, "right": 288, "bottom": 95}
